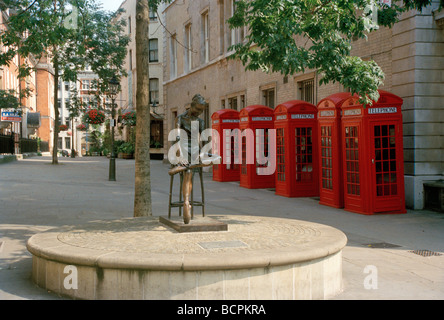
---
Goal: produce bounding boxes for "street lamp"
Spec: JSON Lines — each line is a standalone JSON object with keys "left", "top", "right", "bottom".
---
{"left": 71, "top": 118, "right": 77, "bottom": 158}
{"left": 108, "top": 76, "right": 120, "bottom": 181}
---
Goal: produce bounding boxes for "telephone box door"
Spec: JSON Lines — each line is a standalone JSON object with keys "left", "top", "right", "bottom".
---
{"left": 343, "top": 123, "right": 364, "bottom": 213}
{"left": 371, "top": 121, "right": 406, "bottom": 213}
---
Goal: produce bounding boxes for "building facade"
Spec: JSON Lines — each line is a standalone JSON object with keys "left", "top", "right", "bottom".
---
{"left": 115, "top": 0, "right": 166, "bottom": 157}
{"left": 162, "top": 0, "right": 444, "bottom": 210}
{"left": 0, "top": 9, "right": 49, "bottom": 154}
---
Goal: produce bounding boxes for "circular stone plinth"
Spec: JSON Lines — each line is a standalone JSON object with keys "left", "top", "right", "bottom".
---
{"left": 27, "top": 215, "right": 347, "bottom": 300}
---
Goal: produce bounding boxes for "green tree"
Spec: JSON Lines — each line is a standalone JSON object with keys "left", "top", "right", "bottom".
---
{"left": 228, "top": 0, "right": 443, "bottom": 106}
{"left": 0, "top": 0, "right": 129, "bottom": 164}
{"left": 132, "top": 0, "right": 171, "bottom": 217}
{"left": 0, "top": 89, "right": 20, "bottom": 110}
{"left": 134, "top": 0, "right": 152, "bottom": 217}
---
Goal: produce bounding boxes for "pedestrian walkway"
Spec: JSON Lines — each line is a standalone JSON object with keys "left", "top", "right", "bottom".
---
{"left": 0, "top": 156, "right": 443, "bottom": 300}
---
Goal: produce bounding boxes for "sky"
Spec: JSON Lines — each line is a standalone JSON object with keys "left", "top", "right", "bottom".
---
{"left": 96, "top": 0, "right": 124, "bottom": 12}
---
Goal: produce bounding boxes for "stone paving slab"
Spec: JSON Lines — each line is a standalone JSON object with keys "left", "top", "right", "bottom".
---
{"left": 1, "top": 156, "right": 444, "bottom": 300}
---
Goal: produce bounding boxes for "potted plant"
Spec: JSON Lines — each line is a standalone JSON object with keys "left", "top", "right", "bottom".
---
{"left": 118, "top": 142, "right": 135, "bottom": 159}
{"left": 59, "top": 124, "right": 68, "bottom": 132}
{"left": 83, "top": 109, "right": 106, "bottom": 125}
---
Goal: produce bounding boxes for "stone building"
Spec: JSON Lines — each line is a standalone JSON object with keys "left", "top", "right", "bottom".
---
{"left": 162, "top": 0, "right": 443, "bottom": 210}
{"left": 114, "top": 0, "right": 166, "bottom": 158}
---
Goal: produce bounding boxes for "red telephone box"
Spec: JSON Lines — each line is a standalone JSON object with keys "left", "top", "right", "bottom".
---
{"left": 239, "top": 105, "right": 275, "bottom": 189}
{"left": 317, "top": 93, "right": 354, "bottom": 208}
{"left": 274, "top": 100, "right": 319, "bottom": 197}
{"left": 340, "top": 90, "right": 406, "bottom": 215}
{"left": 211, "top": 109, "right": 240, "bottom": 182}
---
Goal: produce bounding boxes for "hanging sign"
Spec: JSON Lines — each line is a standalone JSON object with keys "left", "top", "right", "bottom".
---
{"left": 1, "top": 110, "right": 22, "bottom": 122}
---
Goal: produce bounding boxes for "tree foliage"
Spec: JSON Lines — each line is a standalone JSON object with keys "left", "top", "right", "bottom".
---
{"left": 228, "top": 0, "right": 442, "bottom": 105}
{"left": 0, "top": 0, "right": 129, "bottom": 163}
{"left": 0, "top": 89, "right": 20, "bottom": 110}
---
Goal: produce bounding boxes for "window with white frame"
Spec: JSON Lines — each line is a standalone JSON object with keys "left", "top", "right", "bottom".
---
{"left": 65, "top": 137, "right": 71, "bottom": 149}
{"left": 262, "top": 88, "right": 275, "bottom": 109}
{"left": 149, "top": 7, "right": 157, "bottom": 21}
{"left": 170, "top": 34, "right": 177, "bottom": 78}
{"left": 240, "top": 94, "right": 246, "bottom": 109}
{"left": 149, "top": 78, "right": 159, "bottom": 105}
{"left": 184, "top": 23, "right": 192, "bottom": 73}
{"left": 82, "top": 80, "right": 91, "bottom": 91}
{"left": 149, "top": 39, "right": 158, "bottom": 62}
{"left": 228, "top": 96, "right": 238, "bottom": 110}
{"left": 298, "top": 79, "right": 315, "bottom": 105}
{"left": 229, "top": 0, "right": 244, "bottom": 49}
{"left": 202, "top": 11, "right": 209, "bottom": 63}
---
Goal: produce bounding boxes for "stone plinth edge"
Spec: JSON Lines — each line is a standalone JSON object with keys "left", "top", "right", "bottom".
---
{"left": 27, "top": 215, "right": 347, "bottom": 300}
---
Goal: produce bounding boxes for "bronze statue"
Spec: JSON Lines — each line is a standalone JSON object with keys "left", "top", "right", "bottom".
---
{"left": 169, "top": 94, "right": 218, "bottom": 224}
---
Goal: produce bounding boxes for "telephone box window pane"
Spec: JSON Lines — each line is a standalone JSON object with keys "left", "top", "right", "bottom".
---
{"left": 256, "top": 129, "right": 270, "bottom": 174}
{"left": 345, "top": 126, "right": 360, "bottom": 196}
{"left": 295, "top": 127, "right": 314, "bottom": 182}
{"left": 277, "top": 128, "right": 285, "bottom": 182}
{"left": 228, "top": 136, "right": 239, "bottom": 171}
{"left": 241, "top": 136, "right": 247, "bottom": 175}
{"left": 321, "top": 125, "right": 333, "bottom": 190}
{"left": 374, "top": 124, "right": 398, "bottom": 197}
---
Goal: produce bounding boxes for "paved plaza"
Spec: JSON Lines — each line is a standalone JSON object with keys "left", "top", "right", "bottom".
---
{"left": 0, "top": 156, "right": 444, "bottom": 300}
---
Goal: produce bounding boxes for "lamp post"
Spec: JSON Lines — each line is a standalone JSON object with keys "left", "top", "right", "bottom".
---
{"left": 108, "top": 76, "right": 120, "bottom": 181}
{"left": 71, "top": 118, "right": 77, "bottom": 158}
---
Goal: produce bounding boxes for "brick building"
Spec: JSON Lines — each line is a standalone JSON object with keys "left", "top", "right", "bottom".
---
{"left": 162, "top": 0, "right": 444, "bottom": 210}
{"left": 35, "top": 55, "right": 55, "bottom": 153}
{"left": 0, "top": 9, "right": 51, "bottom": 154}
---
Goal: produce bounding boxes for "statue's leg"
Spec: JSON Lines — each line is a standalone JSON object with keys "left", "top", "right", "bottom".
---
{"left": 182, "top": 169, "right": 193, "bottom": 224}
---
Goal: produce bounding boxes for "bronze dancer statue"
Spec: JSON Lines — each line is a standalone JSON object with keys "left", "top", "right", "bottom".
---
{"left": 169, "top": 94, "right": 218, "bottom": 224}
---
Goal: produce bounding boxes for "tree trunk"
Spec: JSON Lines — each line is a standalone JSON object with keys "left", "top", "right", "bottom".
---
{"left": 134, "top": 0, "right": 152, "bottom": 217}
{"left": 52, "top": 52, "right": 59, "bottom": 165}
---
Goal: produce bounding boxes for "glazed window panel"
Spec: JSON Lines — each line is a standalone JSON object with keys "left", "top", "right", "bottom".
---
{"left": 345, "top": 126, "right": 360, "bottom": 196}
{"left": 321, "top": 126, "right": 333, "bottom": 190}
{"left": 276, "top": 128, "right": 285, "bottom": 182}
{"left": 241, "top": 136, "right": 247, "bottom": 175}
{"left": 256, "top": 129, "right": 270, "bottom": 174}
{"left": 295, "top": 127, "right": 313, "bottom": 182}
{"left": 374, "top": 124, "right": 398, "bottom": 197}
{"left": 225, "top": 135, "right": 240, "bottom": 171}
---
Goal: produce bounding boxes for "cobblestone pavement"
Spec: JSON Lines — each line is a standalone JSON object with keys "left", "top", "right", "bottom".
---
{"left": 1, "top": 156, "right": 443, "bottom": 300}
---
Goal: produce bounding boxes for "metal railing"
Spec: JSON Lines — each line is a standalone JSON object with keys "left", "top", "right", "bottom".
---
{"left": 0, "top": 134, "right": 38, "bottom": 154}
{"left": 20, "top": 138, "right": 38, "bottom": 153}
{"left": 0, "top": 134, "right": 14, "bottom": 154}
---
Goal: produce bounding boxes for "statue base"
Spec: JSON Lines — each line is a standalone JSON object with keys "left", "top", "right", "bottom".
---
{"left": 159, "top": 216, "right": 228, "bottom": 233}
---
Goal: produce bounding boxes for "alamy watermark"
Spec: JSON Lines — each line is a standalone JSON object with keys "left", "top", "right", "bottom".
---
{"left": 168, "top": 123, "right": 277, "bottom": 176}
{"left": 63, "top": 265, "right": 78, "bottom": 290}
{"left": 364, "top": 265, "right": 378, "bottom": 290}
